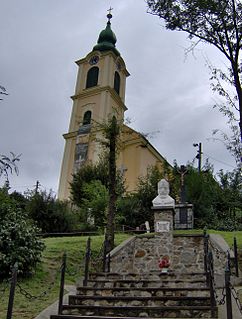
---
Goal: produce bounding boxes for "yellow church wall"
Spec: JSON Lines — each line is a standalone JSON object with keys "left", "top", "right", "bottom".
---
{"left": 58, "top": 134, "right": 77, "bottom": 200}
{"left": 120, "top": 141, "right": 165, "bottom": 192}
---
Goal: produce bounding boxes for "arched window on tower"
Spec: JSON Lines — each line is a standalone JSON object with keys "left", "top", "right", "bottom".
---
{"left": 83, "top": 111, "right": 92, "bottom": 125}
{"left": 114, "top": 71, "right": 120, "bottom": 95}
{"left": 86, "top": 67, "right": 99, "bottom": 88}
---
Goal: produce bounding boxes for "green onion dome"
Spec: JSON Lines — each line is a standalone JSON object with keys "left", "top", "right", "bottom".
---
{"left": 93, "top": 19, "right": 120, "bottom": 56}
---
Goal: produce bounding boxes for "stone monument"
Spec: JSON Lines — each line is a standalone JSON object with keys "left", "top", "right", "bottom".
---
{"left": 151, "top": 179, "right": 175, "bottom": 270}
{"left": 152, "top": 179, "right": 175, "bottom": 208}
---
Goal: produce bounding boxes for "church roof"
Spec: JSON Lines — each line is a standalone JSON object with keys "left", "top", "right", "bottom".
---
{"left": 93, "top": 13, "right": 120, "bottom": 56}
{"left": 122, "top": 124, "right": 172, "bottom": 168}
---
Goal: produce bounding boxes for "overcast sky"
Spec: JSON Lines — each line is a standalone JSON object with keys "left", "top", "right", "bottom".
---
{"left": 0, "top": 0, "right": 237, "bottom": 195}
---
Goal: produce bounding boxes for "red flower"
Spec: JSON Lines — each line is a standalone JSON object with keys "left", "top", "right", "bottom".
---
{"left": 158, "top": 256, "right": 170, "bottom": 269}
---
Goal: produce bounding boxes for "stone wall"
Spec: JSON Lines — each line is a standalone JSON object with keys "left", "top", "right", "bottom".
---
{"left": 209, "top": 234, "right": 232, "bottom": 275}
{"left": 173, "top": 235, "right": 204, "bottom": 272}
{"left": 109, "top": 236, "right": 136, "bottom": 273}
{"left": 110, "top": 232, "right": 232, "bottom": 275}
{"left": 110, "top": 233, "right": 205, "bottom": 274}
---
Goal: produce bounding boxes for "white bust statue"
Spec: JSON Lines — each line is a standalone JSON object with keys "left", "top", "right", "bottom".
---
{"left": 152, "top": 179, "right": 175, "bottom": 207}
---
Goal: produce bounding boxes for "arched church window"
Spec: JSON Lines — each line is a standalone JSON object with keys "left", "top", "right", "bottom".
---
{"left": 114, "top": 71, "right": 120, "bottom": 95}
{"left": 86, "top": 67, "right": 99, "bottom": 88}
{"left": 83, "top": 111, "right": 92, "bottom": 125}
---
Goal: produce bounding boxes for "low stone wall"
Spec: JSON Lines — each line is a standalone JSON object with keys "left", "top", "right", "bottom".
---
{"left": 209, "top": 234, "right": 232, "bottom": 275}
{"left": 173, "top": 234, "right": 204, "bottom": 272}
{"left": 109, "top": 236, "right": 136, "bottom": 273}
{"left": 110, "top": 233, "right": 205, "bottom": 274}
{"left": 110, "top": 232, "right": 233, "bottom": 275}
{"left": 133, "top": 234, "right": 173, "bottom": 273}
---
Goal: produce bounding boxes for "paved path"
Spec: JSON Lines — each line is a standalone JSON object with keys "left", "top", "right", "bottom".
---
{"left": 217, "top": 287, "right": 242, "bottom": 319}
{"left": 34, "top": 285, "right": 76, "bottom": 319}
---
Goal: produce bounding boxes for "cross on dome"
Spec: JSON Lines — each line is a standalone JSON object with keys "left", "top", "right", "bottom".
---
{"left": 107, "top": 6, "right": 113, "bottom": 21}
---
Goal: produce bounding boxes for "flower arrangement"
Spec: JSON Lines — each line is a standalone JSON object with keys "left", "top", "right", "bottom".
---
{"left": 158, "top": 256, "right": 170, "bottom": 272}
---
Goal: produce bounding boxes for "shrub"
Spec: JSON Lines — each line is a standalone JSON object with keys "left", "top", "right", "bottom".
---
{"left": 26, "top": 190, "right": 79, "bottom": 233}
{"left": 0, "top": 189, "right": 44, "bottom": 277}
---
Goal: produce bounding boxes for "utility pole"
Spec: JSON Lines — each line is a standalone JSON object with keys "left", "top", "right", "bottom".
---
{"left": 193, "top": 143, "right": 202, "bottom": 173}
{"left": 35, "top": 180, "right": 40, "bottom": 194}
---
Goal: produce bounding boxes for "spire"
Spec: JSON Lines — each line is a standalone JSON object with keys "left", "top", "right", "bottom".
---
{"left": 93, "top": 8, "right": 120, "bottom": 56}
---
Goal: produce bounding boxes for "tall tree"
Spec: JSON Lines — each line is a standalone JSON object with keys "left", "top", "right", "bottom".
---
{"left": 102, "top": 116, "right": 120, "bottom": 253}
{"left": 209, "top": 64, "right": 241, "bottom": 167}
{"left": 146, "top": 0, "right": 242, "bottom": 141}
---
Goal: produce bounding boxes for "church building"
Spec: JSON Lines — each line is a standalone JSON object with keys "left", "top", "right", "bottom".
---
{"left": 58, "top": 12, "right": 170, "bottom": 200}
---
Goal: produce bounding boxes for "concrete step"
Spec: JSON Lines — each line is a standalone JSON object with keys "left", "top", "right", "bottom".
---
{"left": 60, "top": 304, "right": 217, "bottom": 318}
{"left": 68, "top": 294, "right": 210, "bottom": 307}
{"left": 76, "top": 286, "right": 210, "bottom": 297}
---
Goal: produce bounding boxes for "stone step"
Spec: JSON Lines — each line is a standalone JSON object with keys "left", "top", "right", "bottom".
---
{"left": 51, "top": 315, "right": 218, "bottom": 319}
{"left": 76, "top": 286, "right": 210, "bottom": 297}
{"left": 84, "top": 278, "right": 207, "bottom": 289}
{"left": 68, "top": 294, "right": 210, "bottom": 307}
{"left": 88, "top": 272, "right": 207, "bottom": 281}
{"left": 60, "top": 304, "right": 217, "bottom": 318}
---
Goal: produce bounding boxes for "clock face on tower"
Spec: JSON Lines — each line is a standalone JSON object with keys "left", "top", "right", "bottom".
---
{"left": 89, "top": 55, "right": 99, "bottom": 65}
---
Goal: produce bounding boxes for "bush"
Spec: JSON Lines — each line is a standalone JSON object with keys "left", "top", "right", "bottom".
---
{"left": 0, "top": 189, "right": 44, "bottom": 277}
{"left": 26, "top": 190, "right": 79, "bottom": 233}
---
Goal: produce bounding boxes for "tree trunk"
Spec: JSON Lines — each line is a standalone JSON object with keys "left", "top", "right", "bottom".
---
{"left": 231, "top": 63, "right": 242, "bottom": 144}
{"left": 104, "top": 116, "right": 118, "bottom": 253}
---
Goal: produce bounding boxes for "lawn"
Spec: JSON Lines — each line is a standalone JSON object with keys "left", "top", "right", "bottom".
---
{"left": 0, "top": 234, "right": 129, "bottom": 319}
{"left": 0, "top": 231, "right": 241, "bottom": 319}
{"left": 174, "top": 229, "right": 242, "bottom": 248}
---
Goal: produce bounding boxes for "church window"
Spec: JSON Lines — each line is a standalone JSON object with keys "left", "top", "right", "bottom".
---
{"left": 74, "top": 143, "right": 88, "bottom": 172}
{"left": 114, "top": 71, "right": 120, "bottom": 95}
{"left": 83, "top": 111, "right": 92, "bottom": 125}
{"left": 86, "top": 67, "right": 99, "bottom": 88}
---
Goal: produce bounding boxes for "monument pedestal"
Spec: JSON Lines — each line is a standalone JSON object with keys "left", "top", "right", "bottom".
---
{"left": 152, "top": 206, "right": 175, "bottom": 271}
{"left": 152, "top": 207, "right": 175, "bottom": 232}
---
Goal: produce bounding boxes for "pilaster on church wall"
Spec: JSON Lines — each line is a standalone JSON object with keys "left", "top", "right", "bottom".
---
{"left": 74, "top": 64, "right": 84, "bottom": 95}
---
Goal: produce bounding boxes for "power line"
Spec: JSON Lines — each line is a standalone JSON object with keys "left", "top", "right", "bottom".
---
{"left": 203, "top": 152, "right": 236, "bottom": 169}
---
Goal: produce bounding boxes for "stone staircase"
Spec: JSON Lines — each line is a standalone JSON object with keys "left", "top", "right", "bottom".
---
{"left": 50, "top": 270, "right": 218, "bottom": 319}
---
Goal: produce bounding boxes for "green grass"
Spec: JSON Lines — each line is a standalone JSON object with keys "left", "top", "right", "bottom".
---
{"left": 0, "top": 233, "right": 130, "bottom": 319}
{"left": 174, "top": 229, "right": 242, "bottom": 248}
{"left": 0, "top": 231, "right": 241, "bottom": 319}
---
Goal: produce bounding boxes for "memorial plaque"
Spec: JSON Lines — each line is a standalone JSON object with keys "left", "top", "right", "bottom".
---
{"left": 156, "top": 221, "right": 170, "bottom": 233}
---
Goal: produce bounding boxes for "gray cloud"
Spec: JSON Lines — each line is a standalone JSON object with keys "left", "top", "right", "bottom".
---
{"left": 0, "top": 0, "right": 236, "bottom": 193}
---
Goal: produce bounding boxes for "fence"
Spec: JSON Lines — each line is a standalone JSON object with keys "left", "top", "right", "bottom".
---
{"left": 203, "top": 231, "right": 242, "bottom": 318}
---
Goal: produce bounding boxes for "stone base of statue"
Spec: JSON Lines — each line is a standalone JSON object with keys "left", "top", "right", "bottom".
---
{"left": 152, "top": 206, "right": 175, "bottom": 232}
{"left": 151, "top": 179, "right": 176, "bottom": 270}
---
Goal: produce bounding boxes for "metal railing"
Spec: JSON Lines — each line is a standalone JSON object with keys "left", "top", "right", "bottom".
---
{"left": 203, "top": 232, "right": 242, "bottom": 319}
